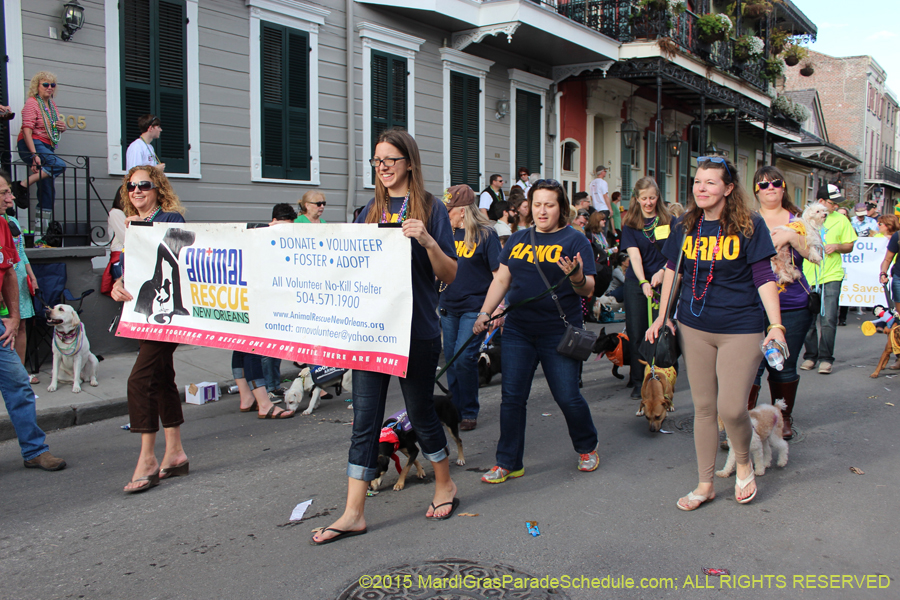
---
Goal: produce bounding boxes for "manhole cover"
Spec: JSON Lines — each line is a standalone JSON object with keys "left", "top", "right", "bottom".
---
{"left": 337, "top": 558, "right": 571, "bottom": 599}
{"left": 672, "top": 415, "right": 693, "bottom": 434}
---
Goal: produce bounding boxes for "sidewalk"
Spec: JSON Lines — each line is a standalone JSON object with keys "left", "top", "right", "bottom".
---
{"left": 0, "top": 345, "right": 300, "bottom": 442}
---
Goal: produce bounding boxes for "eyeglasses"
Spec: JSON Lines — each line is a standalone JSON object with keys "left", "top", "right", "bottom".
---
{"left": 755, "top": 179, "right": 784, "bottom": 192}
{"left": 126, "top": 181, "right": 156, "bottom": 192}
{"left": 697, "top": 156, "right": 732, "bottom": 178}
{"left": 41, "top": 82, "right": 57, "bottom": 88}
{"left": 0, "top": 189, "right": 14, "bottom": 197}
{"left": 310, "top": 201, "right": 326, "bottom": 207}
{"left": 534, "top": 179, "right": 562, "bottom": 188}
{"left": 369, "top": 157, "right": 408, "bottom": 168}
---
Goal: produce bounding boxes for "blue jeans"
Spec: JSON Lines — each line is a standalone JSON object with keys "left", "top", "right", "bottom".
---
{"left": 231, "top": 351, "right": 265, "bottom": 389}
{"left": 495, "top": 325, "right": 599, "bottom": 471}
{"left": 17, "top": 139, "right": 66, "bottom": 211}
{"left": 891, "top": 276, "right": 900, "bottom": 304}
{"left": 261, "top": 356, "right": 282, "bottom": 392}
{"left": 440, "top": 310, "right": 485, "bottom": 420}
{"left": 755, "top": 307, "right": 814, "bottom": 385}
{"left": 347, "top": 336, "right": 448, "bottom": 480}
{"left": 0, "top": 321, "right": 49, "bottom": 460}
{"left": 803, "top": 280, "right": 841, "bottom": 364}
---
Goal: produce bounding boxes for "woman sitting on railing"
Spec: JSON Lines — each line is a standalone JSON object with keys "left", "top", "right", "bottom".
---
{"left": 12, "top": 71, "right": 67, "bottom": 232}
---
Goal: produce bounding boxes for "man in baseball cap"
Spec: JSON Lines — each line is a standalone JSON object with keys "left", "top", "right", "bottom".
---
{"left": 851, "top": 202, "right": 878, "bottom": 238}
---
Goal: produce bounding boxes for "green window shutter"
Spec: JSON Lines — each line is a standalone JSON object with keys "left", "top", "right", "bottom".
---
{"left": 450, "top": 72, "right": 479, "bottom": 189}
{"left": 656, "top": 133, "right": 666, "bottom": 199}
{"left": 371, "top": 51, "right": 408, "bottom": 183}
{"left": 120, "top": 0, "right": 187, "bottom": 173}
{"left": 516, "top": 89, "right": 542, "bottom": 175}
{"left": 260, "top": 23, "right": 309, "bottom": 180}
{"left": 620, "top": 134, "right": 632, "bottom": 199}
{"left": 678, "top": 142, "right": 690, "bottom": 205}
{"left": 647, "top": 130, "right": 656, "bottom": 178}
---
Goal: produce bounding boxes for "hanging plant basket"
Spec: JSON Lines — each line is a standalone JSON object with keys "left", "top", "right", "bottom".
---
{"left": 784, "top": 55, "right": 800, "bottom": 67}
{"left": 743, "top": 1, "right": 774, "bottom": 18}
{"left": 696, "top": 13, "right": 732, "bottom": 44}
{"left": 800, "top": 64, "right": 815, "bottom": 77}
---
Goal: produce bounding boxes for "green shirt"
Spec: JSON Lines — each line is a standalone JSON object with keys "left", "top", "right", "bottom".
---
{"left": 294, "top": 214, "right": 326, "bottom": 224}
{"left": 802, "top": 210, "right": 857, "bottom": 285}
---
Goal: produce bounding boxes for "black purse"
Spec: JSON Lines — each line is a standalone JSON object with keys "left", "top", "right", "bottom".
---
{"left": 638, "top": 241, "right": 684, "bottom": 369}
{"left": 529, "top": 228, "right": 598, "bottom": 361}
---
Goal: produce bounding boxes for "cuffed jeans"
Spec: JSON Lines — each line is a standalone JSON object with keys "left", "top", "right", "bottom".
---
{"left": 261, "top": 356, "right": 282, "bottom": 392}
{"left": 440, "top": 310, "right": 485, "bottom": 420}
{"left": 347, "top": 336, "right": 448, "bottom": 481}
{"left": 495, "top": 325, "right": 599, "bottom": 472}
{"left": 232, "top": 351, "right": 265, "bottom": 389}
{"left": 755, "top": 307, "right": 814, "bottom": 385}
{"left": 17, "top": 139, "right": 66, "bottom": 211}
{"left": 803, "top": 280, "right": 841, "bottom": 364}
{"left": 0, "top": 322, "right": 50, "bottom": 459}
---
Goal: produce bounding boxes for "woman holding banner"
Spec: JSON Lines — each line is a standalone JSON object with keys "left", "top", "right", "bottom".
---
{"left": 311, "top": 129, "right": 458, "bottom": 545}
{"left": 111, "top": 166, "right": 189, "bottom": 493}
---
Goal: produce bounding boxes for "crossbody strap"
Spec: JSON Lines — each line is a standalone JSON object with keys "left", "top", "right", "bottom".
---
{"left": 530, "top": 227, "right": 569, "bottom": 327}
{"left": 664, "top": 231, "right": 686, "bottom": 322}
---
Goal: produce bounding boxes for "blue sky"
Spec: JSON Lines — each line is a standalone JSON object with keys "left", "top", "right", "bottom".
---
{"left": 799, "top": 0, "right": 899, "bottom": 91}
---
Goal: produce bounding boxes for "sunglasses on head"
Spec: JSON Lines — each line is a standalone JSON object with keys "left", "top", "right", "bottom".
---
{"left": 310, "top": 201, "right": 326, "bottom": 207}
{"left": 754, "top": 179, "right": 784, "bottom": 192}
{"left": 697, "top": 156, "right": 732, "bottom": 178}
{"left": 534, "top": 179, "right": 562, "bottom": 188}
{"left": 126, "top": 181, "right": 156, "bottom": 192}
{"left": 41, "top": 82, "right": 57, "bottom": 88}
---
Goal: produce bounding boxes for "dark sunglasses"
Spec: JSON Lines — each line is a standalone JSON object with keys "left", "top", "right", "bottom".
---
{"left": 126, "top": 181, "right": 156, "bottom": 192}
{"left": 41, "top": 82, "right": 57, "bottom": 88}
{"left": 755, "top": 179, "right": 784, "bottom": 192}
{"left": 534, "top": 179, "right": 562, "bottom": 188}
{"left": 697, "top": 156, "right": 732, "bottom": 178}
{"left": 310, "top": 201, "right": 326, "bottom": 207}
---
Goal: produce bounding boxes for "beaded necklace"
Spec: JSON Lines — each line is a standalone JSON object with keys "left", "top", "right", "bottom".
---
{"left": 438, "top": 226, "right": 458, "bottom": 293}
{"left": 381, "top": 189, "right": 411, "bottom": 224}
{"left": 642, "top": 215, "right": 659, "bottom": 241}
{"left": 142, "top": 136, "right": 161, "bottom": 164}
{"left": 36, "top": 96, "right": 61, "bottom": 147}
{"left": 144, "top": 206, "right": 162, "bottom": 222}
{"left": 689, "top": 214, "right": 723, "bottom": 317}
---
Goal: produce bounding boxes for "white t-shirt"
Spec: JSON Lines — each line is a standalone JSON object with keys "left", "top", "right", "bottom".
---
{"left": 493, "top": 220, "right": 512, "bottom": 237}
{"left": 125, "top": 137, "right": 160, "bottom": 170}
{"left": 479, "top": 191, "right": 494, "bottom": 211}
{"left": 513, "top": 180, "right": 531, "bottom": 194}
{"left": 589, "top": 177, "right": 609, "bottom": 212}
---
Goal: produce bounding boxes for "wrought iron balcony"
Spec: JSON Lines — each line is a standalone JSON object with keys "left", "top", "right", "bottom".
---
{"left": 539, "top": 0, "right": 768, "bottom": 91}
{"left": 876, "top": 165, "right": 900, "bottom": 186}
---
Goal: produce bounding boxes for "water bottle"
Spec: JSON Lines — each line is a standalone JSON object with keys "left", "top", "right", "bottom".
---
{"left": 761, "top": 341, "right": 784, "bottom": 371}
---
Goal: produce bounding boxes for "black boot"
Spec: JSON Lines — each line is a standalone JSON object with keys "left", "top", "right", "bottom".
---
{"left": 747, "top": 383, "right": 761, "bottom": 411}
{"left": 768, "top": 378, "right": 799, "bottom": 440}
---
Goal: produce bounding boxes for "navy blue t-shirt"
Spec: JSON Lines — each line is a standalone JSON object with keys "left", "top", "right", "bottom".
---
{"left": 439, "top": 226, "right": 501, "bottom": 314}
{"left": 663, "top": 214, "right": 775, "bottom": 334}
{"left": 502, "top": 226, "right": 597, "bottom": 336}
{"left": 888, "top": 232, "right": 900, "bottom": 277}
{"left": 355, "top": 194, "right": 456, "bottom": 340}
{"left": 620, "top": 217, "right": 669, "bottom": 281}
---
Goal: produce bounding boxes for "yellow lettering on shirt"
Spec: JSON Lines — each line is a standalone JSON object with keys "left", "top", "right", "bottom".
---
{"left": 508, "top": 243, "right": 564, "bottom": 264}
{"left": 454, "top": 240, "right": 476, "bottom": 258}
{"left": 683, "top": 234, "right": 740, "bottom": 260}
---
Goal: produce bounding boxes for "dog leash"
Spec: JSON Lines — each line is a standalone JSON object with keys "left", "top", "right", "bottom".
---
{"left": 434, "top": 272, "right": 570, "bottom": 384}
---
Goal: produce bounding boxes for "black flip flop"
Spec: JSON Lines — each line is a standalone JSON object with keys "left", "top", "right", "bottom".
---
{"left": 426, "top": 497, "right": 460, "bottom": 520}
{"left": 309, "top": 527, "right": 368, "bottom": 546}
{"left": 258, "top": 406, "right": 294, "bottom": 419}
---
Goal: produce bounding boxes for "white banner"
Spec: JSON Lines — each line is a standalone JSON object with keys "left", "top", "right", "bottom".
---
{"left": 840, "top": 237, "right": 890, "bottom": 308}
{"left": 116, "top": 222, "right": 413, "bottom": 376}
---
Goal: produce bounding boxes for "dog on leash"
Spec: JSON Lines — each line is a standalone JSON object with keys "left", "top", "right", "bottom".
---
{"left": 46, "top": 304, "right": 100, "bottom": 393}
{"left": 717, "top": 401, "right": 790, "bottom": 477}
{"left": 770, "top": 203, "right": 827, "bottom": 284}
{"left": 284, "top": 365, "right": 353, "bottom": 415}
{"left": 370, "top": 394, "right": 466, "bottom": 491}
{"left": 478, "top": 329, "right": 502, "bottom": 386}
{"left": 592, "top": 327, "right": 630, "bottom": 380}
{"left": 636, "top": 361, "right": 676, "bottom": 432}
{"left": 869, "top": 322, "right": 900, "bottom": 379}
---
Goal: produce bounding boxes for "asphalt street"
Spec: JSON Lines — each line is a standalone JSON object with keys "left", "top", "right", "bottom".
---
{"left": 1, "top": 313, "right": 897, "bottom": 600}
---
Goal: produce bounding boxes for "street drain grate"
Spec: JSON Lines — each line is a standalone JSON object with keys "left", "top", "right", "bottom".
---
{"left": 337, "top": 558, "right": 571, "bottom": 599}
{"left": 671, "top": 417, "right": 806, "bottom": 443}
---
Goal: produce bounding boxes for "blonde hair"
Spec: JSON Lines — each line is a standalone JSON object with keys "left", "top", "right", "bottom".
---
{"left": 28, "top": 71, "right": 58, "bottom": 98}
{"left": 668, "top": 203, "right": 685, "bottom": 217}
{"left": 298, "top": 190, "right": 325, "bottom": 214}
{"left": 120, "top": 166, "right": 185, "bottom": 217}
{"left": 460, "top": 203, "right": 493, "bottom": 251}
{"left": 623, "top": 177, "right": 671, "bottom": 229}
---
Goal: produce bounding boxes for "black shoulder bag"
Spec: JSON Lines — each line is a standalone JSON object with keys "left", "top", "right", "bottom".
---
{"left": 529, "top": 227, "right": 598, "bottom": 361}
{"left": 638, "top": 237, "right": 684, "bottom": 369}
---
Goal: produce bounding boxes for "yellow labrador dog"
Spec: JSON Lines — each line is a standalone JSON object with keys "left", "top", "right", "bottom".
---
{"left": 46, "top": 304, "right": 100, "bottom": 393}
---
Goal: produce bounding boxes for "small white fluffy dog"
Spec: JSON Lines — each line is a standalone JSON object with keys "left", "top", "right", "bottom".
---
{"left": 770, "top": 203, "right": 827, "bottom": 284}
{"left": 717, "top": 400, "right": 790, "bottom": 477}
{"left": 284, "top": 367, "right": 353, "bottom": 415}
{"left": 46, "top": 304, "right": 99, "bottom": 393}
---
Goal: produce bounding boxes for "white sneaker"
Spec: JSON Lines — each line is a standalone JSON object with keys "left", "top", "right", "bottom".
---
{"left": 799, "top": 360, "right": 816, "bottom": 371}
{"left": 818, "top": 362, "right": 832, "bottom": 374}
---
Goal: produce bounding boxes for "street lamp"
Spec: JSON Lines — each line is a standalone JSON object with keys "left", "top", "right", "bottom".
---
{"left": 667, "top": 131, "right": 682, "bottom": 158}
{"left": 61, "top": 0, "right": 85, "bottom": 42}
{"left": 621, "top": 119, "right": 640, "bottom": 149}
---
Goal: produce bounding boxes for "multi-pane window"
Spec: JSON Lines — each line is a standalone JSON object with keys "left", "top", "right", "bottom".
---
{"left": 449, "top": 71, "right": 479, "bottom": 189}
{"left": 371, "top": 51, "right": 407, "bottom": 181}
{"left": 120, "top": 0, "right": 188, "bottom": 173}
{"left": 260, "top": 22, "right": 310, "bottom": 181}
{"left": 516, "top": 89, "right": 541, "bottom": 176}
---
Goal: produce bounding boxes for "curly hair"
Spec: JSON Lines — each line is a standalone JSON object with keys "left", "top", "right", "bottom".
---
{"left": 878, "top": 214, "right": 900, "bottom": 235}
{"left": 120, "top": 165, "right": 185, "bottom": 217}
{"left": 28, "top": 71, "right": 58, "bottom": 98}
{"left": 681, "top": 158, "right": 754, "bottom": 237}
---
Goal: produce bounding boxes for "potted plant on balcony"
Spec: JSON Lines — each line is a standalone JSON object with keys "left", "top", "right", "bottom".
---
{"left": 769, "top": 28, "right": 791, "bottom": 55}
{"left": 800, "top": 62, "right": 815, "bottom": 77}
{"left": 764, "top": 56, "right": 786, "bottom": 82}
{"left": 696, "top": 13, "right": 733, "bottom": 44}
{"left": 783, "top": 43, "right": 808, "bottom": 67}
{"left": 733, "top": 34, "right": 765, "bottom": 63}
{"left": 773, "top": 95, "right": 811, "bottom": 123}
{"left": 742, "top": 0, "right": 774, "bottom": 18}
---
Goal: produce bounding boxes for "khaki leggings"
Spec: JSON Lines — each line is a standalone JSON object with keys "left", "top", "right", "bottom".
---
{"left": 679, "top": 324, "right": 763, "bottom": 483}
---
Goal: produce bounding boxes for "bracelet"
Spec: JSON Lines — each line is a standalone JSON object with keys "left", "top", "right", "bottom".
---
{"left": 767, "top": 324, "right": 786, "bottom": 333}
{"left": 881, "top": 272, "right": 888, "bottom": 277}
{"left": 638, "top": 280, "right": 650, "bottom": 286}
{"left": 476, "top": 312, "right": 490, "bottom": 318}
{"left": 572, "top": 277, "right": 587, "bottom": 288}
{"left": 567, "top": 264, "right": 581, "bottom": 277}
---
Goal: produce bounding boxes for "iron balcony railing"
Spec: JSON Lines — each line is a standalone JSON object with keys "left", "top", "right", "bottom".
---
{"left": 876, "top": 165, "right": 900, "bottom": 186}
